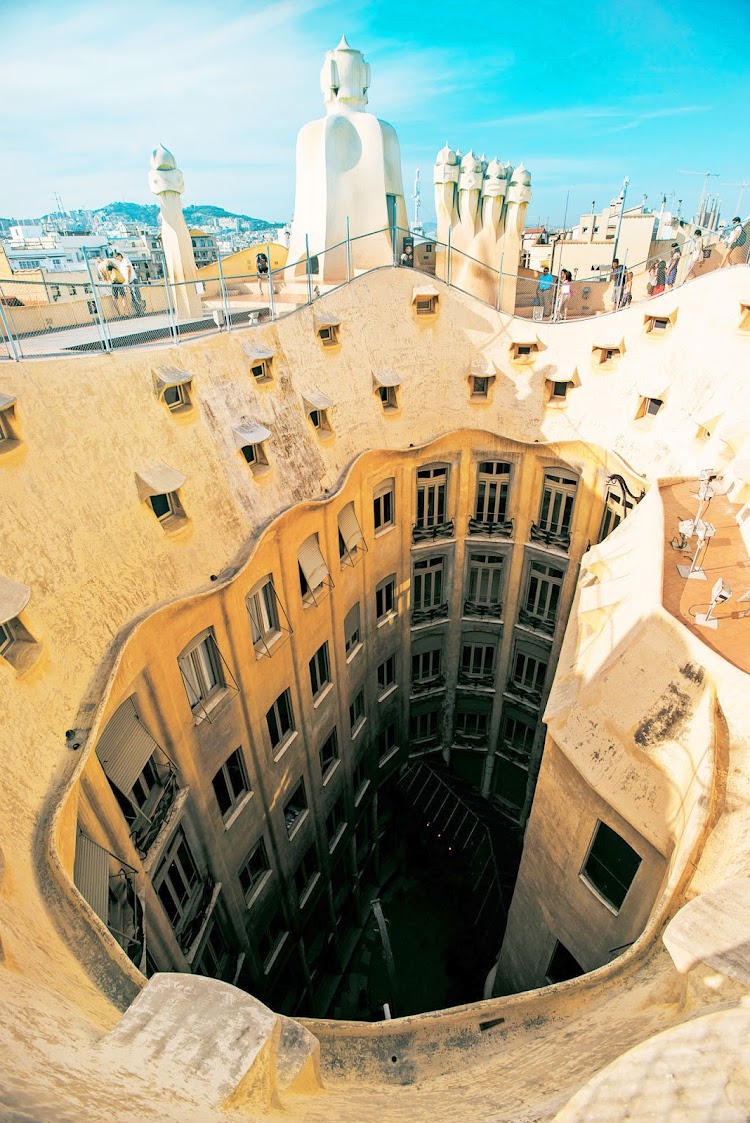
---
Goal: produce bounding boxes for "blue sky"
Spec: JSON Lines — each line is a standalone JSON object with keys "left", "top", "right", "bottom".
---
{"left": 1, "top": 0, "right": 748, "bottom": 226}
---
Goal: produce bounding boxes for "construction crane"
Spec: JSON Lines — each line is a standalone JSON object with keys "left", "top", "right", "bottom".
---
{"left": 677, "top": 170, "right": 720, "bottom": 223}
{"left": 721, "top": 180, "right": 750, "bottom": 216}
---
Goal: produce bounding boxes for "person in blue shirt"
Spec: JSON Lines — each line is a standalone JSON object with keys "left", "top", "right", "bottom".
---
{"left": 535, "top": 265, "right": 554, "bottom": 318}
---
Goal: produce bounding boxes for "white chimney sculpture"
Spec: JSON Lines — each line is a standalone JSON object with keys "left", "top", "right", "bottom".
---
{"left": 148, "top": 144, "right": 201, "bottom": 319}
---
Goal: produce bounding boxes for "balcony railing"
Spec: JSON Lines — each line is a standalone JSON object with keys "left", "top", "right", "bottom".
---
{"left": 176, "top": 875, "right": 215, "bottom": 954}
{"left": 529, "top": 524, "right": 571, "bottom": 551}
{"left": 517, "top": 606, "right": 556, "bottom": 636}
{"left": 508, "top": 680, "right": 544, "bottom": 706}
{"left": 131, "top": 768, "right": 179, "bottom": 857}
{"left": 410, "top": 674, "right": 445, "bottom": 696}
{"left": 108, "top": 868, "right": 144, "bottom": 967}
{"left": 412, "top": 520, "right": 455, "bottom": 544}
{"left": 496, "top": 740, "right": 534, "bottom": 767}
{"left": 453, "top": 729, "right": 490, "bottom": 749}
{"left": 463, "top": 599, "right": 503, "bottom": 619}
{"left": 457, "top": 671, "right": 496, "bottom": 689}
{"left": 468, "top": 517, "right": 513, "bottom": 538}
{"left": 411, "top": 602, "right": 449, "bottom": 625}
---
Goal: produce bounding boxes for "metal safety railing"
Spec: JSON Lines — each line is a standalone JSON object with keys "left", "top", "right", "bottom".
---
{"left": 1, "top": 221, "right": 748, "bottom": 361}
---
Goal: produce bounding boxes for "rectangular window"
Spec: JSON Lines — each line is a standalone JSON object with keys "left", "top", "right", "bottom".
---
{"left": 411, "top": 644, "right": 442, "bottom": 684}
{"left": 258, "top": 905, "right": 288, "bottom": 972}
{"left": 511, "top": 642, "right": 548, "bottom": 703}
{"left": 378, "top": 385, "right": 398, "bottom": 410}
{"left": 251, "top": 358, "right": 272, "bottom": 383}
{"left": 284, "top": 779, "right": 307, "bottom": 837}
{"left": 178, "top": 631, "right": 225, "bottom": 712}
{"left": 546, "top": 941, "right": 585, "bottom": 984}
{"left": 536, "top": 469, "right": 577, "bottom": 544}
{"left": 474, "top": 461, "right": 511, "bottom": 523}
{"left": 413, "top": 556, "right": 444, "bottom": 611}
{"left": 377, "top": 720, "right": 398, "bottom": 762}
{"left": 326, "top": 796, "right": 346, "bottom": 848}
{"left": 309, "top": 642, "right": 332, "bottom": 700}
{"left": 373, "top": 479, "right": 395, "bottom": 533}
{"left": 460, "top": 640, "right": 496, "bottom": 679}
{"left": 375, "top": 576, "right": 396, "bottom": 621}
{"left": 598, "top": 483, "right": 635, "bottom": 542}
{"left": 298, "top": 534, "right": 331, "bottom": 603}
{"left": 294, "top": 844, "right": 318, "bottom": 903}
{"left": 246, "top": 577, "right": 281, "bottom": 648}
{"left": 353, "top": 759, "right": 369, "bottom": 800}
{"left": 490, "top": 756, "right": 529, "bottom": 814}
{"left": 454, "top": 704, "right": 491, "bottom": 745}
{"left": 471, "top": 375, "right": 490, "bottom": 397}
{"left": 498, "top": 705, "right": 538, "bottom": 764}
{"left": 266, "top": 689, "right": 295, "bottom": 752}
{"left": 377, "top": 654, "right": 396, "bottom": 695}
{"left": 465, "top": 553, "right": 504, "bottom": 615}
{"left": 344, "top": 603, "right": 361, "bottom": 655}
{"left": 212, "top": 748, "right": 250, "bottom": 820}
{"left": 582, "top": 820, "right": 642, "bottom": 911}
{"left": 409, "top": 708, "right": 440, "bottom": 746}
{"left": 164, "top": 383, "right": 189, "bottom": 411}
{"left": 319, "top": 728, "right": 339, "bottom": 779}
{"left": 0, "top": 620, "right": 14, "bottom": 656}
{"left": 416, "top": 465, "right": 447, "bottom": 528}
{"left": 153, "top": 826, "right": 201, "bottom": 929}
{"left": 195, "top": 916, "right": 232, "bottom": 981}
{"left": 338, "top": 501, "right": 365, "bottom": 562}
{"left": 349, "top": 689, "right": 365, "bottom": 736}
{"left": 150, "top": 491, "right": 180, "bottom": 523}
{"left": 238, "top": 837, "right": 270, "bottom": 904}
{"left": 521, "top": 559, "right": 564, "bottom": 634}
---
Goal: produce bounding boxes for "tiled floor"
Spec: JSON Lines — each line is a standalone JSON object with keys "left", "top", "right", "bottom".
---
{"left": 661, "top": 480, "right": 750, "bottom": 675}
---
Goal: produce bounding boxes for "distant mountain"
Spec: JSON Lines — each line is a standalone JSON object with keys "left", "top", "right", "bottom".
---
{"left": 92, "top": 201, "right": 279, "bottom": 230}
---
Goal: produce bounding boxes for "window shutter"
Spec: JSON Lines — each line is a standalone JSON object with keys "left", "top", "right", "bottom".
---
{"left": 338, "top": 502, "right": 364, "bottom": 552}
{"left": 298, "top": 535, "right": 330, "bottom": 590}
{"left": 73, "top": 833, "right": 109, "bottom": 923}
{"left": 95, "top": 696, "right": 160, "bottom": 795}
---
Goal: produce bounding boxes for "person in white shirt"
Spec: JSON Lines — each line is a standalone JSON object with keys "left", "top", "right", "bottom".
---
{"left": 114, "top": 252, "right": 144, "bottom": 314}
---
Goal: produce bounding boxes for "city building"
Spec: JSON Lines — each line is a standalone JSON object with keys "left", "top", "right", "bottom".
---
{"left": 190, "top": 228, "right": 219, "bottom": 268}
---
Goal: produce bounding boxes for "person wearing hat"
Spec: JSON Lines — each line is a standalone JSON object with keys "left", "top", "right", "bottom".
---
{"left": 665, "top": 243, "right": 681, "bottom": 289}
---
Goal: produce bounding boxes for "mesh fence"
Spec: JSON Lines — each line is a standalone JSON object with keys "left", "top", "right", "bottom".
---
{"left": 1, "top": 222, "right": 748, "bottom": 360}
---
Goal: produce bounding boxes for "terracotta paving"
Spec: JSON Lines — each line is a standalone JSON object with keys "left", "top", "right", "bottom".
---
{"left": 661, "top": 480, "right": 750, "bottom": 676}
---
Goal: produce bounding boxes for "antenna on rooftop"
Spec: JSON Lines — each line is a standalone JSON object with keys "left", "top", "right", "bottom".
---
{"left": 721, "top": 180, "right": 750, "bottom": 215}
{"left": 412, "top": 169, "right": 423, "bottom": 235}
{"left": 677, "top": 169, "right": 720, "bottom": 224}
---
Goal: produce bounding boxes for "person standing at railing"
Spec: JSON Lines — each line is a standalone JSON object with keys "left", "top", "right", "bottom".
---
{"left": 552, "top": 269, "right": 572, "bottom": 321}
{"left": 620, "top": 270, "right": 633, "bottom": 308}
{"left": 721, "top": 216, "right": 748, "bottom": 267}
{"left": 685, "top": 230, "right": 705, "bottom": 281}
{"left": 612, "top": 258, "right": 625, "bottom": 308}
{"left": 114, "top": 251, "right": 144, "bottom": 316}
{"left": 665, "top": 243, "right": 681, "bottom": 290}
{"left": 535, "top": 264, "right": 554, "bottom": 319}
{"left": 651, "top": 258, "right": 666, "bottom": 296}
{"left": 255, "top": 252, "right": 269, "bottom": 295}
{"left": 95, "top": 254, "right": 127, "bottom": 317}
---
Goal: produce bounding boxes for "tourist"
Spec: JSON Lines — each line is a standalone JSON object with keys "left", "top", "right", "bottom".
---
{"left": 95, "top": 254, "right": 127, "bottom": 316}
{"left": 114, "top": 251, "right": 144, "bottom": 315}
{"left": 685, "top": 230, "right": 705, "bottom": 281}
{"left": 255, "top": 251, "right": 270, "bottom": 294}
{"left": 552, "top": 269, "right": 572, "bottom": 321}
{"left": 612, "top": 258, "right": 625, "bottom": 308}
{"left": 651, "top": 259, "right": 666, "bottom": 296}
{"left": 535, "top": 265, "right": 554, "bottom": 319}
{"left": 721, "top": 216, "right": 748, "bottom": 267}
{"left": 620, "top": 270, "right": 633, "bottom": 308}
{"left": 665, "top": 243, "right": 681, "bottom": 289}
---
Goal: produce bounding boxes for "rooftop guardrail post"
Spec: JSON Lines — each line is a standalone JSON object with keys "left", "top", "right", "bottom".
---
{"left": 0, "top": 284, "right": 20, "bottom": 361}
{"left": 84, "top": 250, "right": 112, "bottom": 352}
{"left": 160, "top": 252, "right": 179, "bottom": 344}
{"left": 266, "top": 241, "right": 275, "bottom": 320}
{"left": 447, "top": 225, "right": 452, "bottom": 287}
{"left": 346, "top": 216, "right": 352, "bottom": 283}
{"left": 305, "top": 235, "right": 313, "bottom": 304}
{"left": 216, "top": 249, "right": 230, "bottom": 331}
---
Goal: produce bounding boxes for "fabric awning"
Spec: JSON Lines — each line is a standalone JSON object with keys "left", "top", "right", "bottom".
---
{"left": 546, "top": 369, "right": 575, "bottom": 384}
{"left": 135, "top": 461, "right": 187, "bottom": 499}
{"left": 0, "top": 576, "right": 30, "bottom": 624}
{"left": 302, "top": 389, "right": 334, "bottom": 411}
{"left": 96, "top": 695, "right": 160, "bottom": 795}
{"left": 373, "top": 369, "right": 401, "bottom": 388}
{"left": 0, "top": 392, "right": 16, "bottom": 411}
{"left": 152, "top": 366, "right": 192, "bottom": 392}
{"left": 412, "top": 285, "right": 439, "bottom": 301}
{"left": 338, "top": 502, "right": 364, "bottom": 551}
{"left": 73, "top": 833, "right": 109, "bottom": 923}
{"left": 233, "top": 421, "right": 271, "bottom": 448}
{"left": 298, "top": 535, "right": 330, "bottom": 590}
{"left": 242, "top": 342, "right": 274, "bottom": 362}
